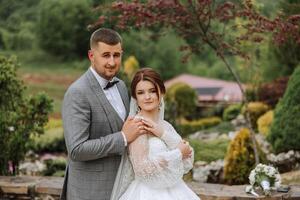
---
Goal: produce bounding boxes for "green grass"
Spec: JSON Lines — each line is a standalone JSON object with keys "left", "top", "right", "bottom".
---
{"left": 204, "top": 121, "right": 235, "bottom": 133}
{"left": 2, "top": 49, "right": 88, "bottom": 73}
{"left": 189, "top": 138, "right": 230, "bottom": 162}
{"left": 24, "top": 82, "right": 68, "bottom": 114}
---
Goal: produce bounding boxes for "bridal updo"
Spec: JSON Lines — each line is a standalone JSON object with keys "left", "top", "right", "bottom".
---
{"left": 131, "top": 68, "right": 166, "bottom": 99}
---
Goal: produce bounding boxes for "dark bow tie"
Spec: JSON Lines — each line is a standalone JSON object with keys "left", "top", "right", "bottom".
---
{"left": 103, "top": 80, "right": 119, "bottom": 90}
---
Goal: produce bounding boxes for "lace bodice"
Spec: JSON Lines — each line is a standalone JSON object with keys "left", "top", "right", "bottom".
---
{"left": 128, "top": 120, "right": 194, "bottom": 189}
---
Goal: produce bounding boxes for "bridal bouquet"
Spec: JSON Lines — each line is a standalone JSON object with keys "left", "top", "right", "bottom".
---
{"left": 245, "top": 163, "right": 281, "bottom": 196}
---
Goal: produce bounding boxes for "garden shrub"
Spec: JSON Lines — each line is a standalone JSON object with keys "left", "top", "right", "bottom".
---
{"left": 199, "top": 103, "right": 226, "bottom": 118}
{"left": 257, "top": 77, "right": 289, "bottom": 108}
{"left": 268, "top": 67, "right": 300, "bottom": 153}
{"left": 242, "top": 102, "right": 270, "bottom": 130}
{"left": 42, "top": 157, "right": 66, "bottom": 177}
{"left": 165, "top": 82, "right": 197, "bottom": 125}
{"left": 30, "top": 127, "right": 65, "bottom": 153}
{"left": 178, "top": 117, "right": 222, "bottom": 137}
{"left": 0, "top": 55, "right": 53, "bottom": 175}
{"left": 224, "top": 128, "right": 266, "bottom": 185}
{"left": 28, "top": 118, "right": 65, "bottom": 153}
{"left": 257, "top": 110, "right": 273, "bottom": 136}
{"left": 223, "top": 104, "right": 242, "bottom": 121}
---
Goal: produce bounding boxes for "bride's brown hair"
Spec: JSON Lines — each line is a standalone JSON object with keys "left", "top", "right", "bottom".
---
{"left": 131, "top": 68, "right": 166, "bottom": 99}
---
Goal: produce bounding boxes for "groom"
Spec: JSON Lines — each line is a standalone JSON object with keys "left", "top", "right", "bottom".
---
{"left": 60, "top": 28, "right": 145, "bottom": 200}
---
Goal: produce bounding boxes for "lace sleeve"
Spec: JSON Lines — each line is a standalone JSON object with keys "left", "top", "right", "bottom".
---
{"left": 161, "top": 120, "right": 194, "bottom": 173}
{"left": 160, "top": 121, "right": 182, "bottom": 149}
{"left": 129, "top": 134, "right": 184, "bottom": 188}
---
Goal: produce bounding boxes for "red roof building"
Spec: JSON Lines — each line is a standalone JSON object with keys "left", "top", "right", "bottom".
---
{"left": 164, "top": 74, "right": 244, "bottom": 105}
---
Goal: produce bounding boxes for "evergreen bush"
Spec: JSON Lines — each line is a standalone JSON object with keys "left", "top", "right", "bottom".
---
{"left": 224, "top": 128, "right": 266, "bottom": 185}
{"left": 268, "top": 66, "right": 300, "bottom": 153}
{"left": 223, "top": 104, "right": 242, "bottom": 121}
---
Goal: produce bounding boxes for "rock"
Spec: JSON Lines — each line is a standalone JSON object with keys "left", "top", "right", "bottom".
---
{"left": 228, "top": 131, "right": 237, "bottom": 140}
{"left": 193, "top": 159, "right": 224, "bottom": 183}
{"left": 231, "top": 114, "right": 247, "bottom": 129}
{"left": 19, "top": 160, "right": 46, "bottom": 176}
{"left": 268, "top": 150, "right": 300, "bottom": 173}
{"left": 255, "top": 133, "right": 272, "bottom": 154}
{"left": 219, "top": 133, "right": 229, "bottom": 140}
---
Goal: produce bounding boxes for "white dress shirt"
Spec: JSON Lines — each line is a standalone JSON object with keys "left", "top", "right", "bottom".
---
{"left": 90, "top": 67, "right": 127, "bottom": 145}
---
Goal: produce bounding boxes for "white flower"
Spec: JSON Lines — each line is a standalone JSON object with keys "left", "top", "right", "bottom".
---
{"left": 8, "top": 126, "right": 15, "bottom": 132}
{"left": 247, "top": 163, "right": 281, "bottom": 196}
{"left": 249, "top": 170, "right": 256, "bottom": 185}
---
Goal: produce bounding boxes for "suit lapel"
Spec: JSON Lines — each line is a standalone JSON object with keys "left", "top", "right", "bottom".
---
{"left": 86, "top": 70, "right": 123, "bottom": 132}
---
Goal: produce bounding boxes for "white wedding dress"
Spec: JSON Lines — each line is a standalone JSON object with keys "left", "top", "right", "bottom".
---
{"left": 118, "top": 120, "right": 200, "bottom": 200}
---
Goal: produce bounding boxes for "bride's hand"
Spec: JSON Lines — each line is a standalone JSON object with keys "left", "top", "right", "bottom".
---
{"left": 141, "top": 118, "right": 164, "bottom": 137}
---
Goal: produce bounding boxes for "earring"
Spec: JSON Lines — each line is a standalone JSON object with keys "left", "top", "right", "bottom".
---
{"left": 136, "top": 106, "right": 141, "bottom": 113}
{"left": 158, "top": 102, "right": 162, "bottom": 111}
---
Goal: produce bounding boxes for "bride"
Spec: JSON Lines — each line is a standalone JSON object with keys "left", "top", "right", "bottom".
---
{"left": 110, "top": 68, "right": 200, "bottom": 200}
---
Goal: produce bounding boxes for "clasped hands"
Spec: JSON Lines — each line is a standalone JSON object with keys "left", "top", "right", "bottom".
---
{"left": 122, "top": 116, "right": 192, "bottom": 159}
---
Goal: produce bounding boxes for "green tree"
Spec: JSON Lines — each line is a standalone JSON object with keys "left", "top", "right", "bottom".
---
{"left": 122, "top": 29, "right": 193, "bottom": 80}
{"left": 0, "top": 55, "right": 53, "bottom": 175}
{"left": 0, "top": 0, "right": 40, "bottom": 50}
{"left": 36, "top": 0, "right": 94, "bottom": 59}
{"left": 268, "top": 66, "right": 300, "bottom": 153}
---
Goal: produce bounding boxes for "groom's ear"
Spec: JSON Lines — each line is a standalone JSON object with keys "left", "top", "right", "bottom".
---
{"left": 88, "top": 50, "right": 94, "bottom": 61}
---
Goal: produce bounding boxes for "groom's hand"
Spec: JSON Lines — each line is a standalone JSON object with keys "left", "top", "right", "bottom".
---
{"left": 122, "top": 117, "right": 146, "bottom": 143}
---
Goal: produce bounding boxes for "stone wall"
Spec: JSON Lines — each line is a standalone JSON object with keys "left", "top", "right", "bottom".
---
{"left": 0, "top": 176, "right": 299, "bottom": 200}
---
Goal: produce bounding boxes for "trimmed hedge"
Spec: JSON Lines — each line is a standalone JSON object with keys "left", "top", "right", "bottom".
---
{"left": 178, "top": 117, "right": 222, "bottom": 137}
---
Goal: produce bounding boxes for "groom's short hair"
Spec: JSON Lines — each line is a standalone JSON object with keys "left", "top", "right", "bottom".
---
{"left": 90, "top": 28, "right": 122, "bottom": 49}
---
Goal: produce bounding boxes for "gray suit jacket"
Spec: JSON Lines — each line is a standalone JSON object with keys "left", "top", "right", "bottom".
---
{"left": 60, "top": 69, "right": 130, "bottom": 200}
